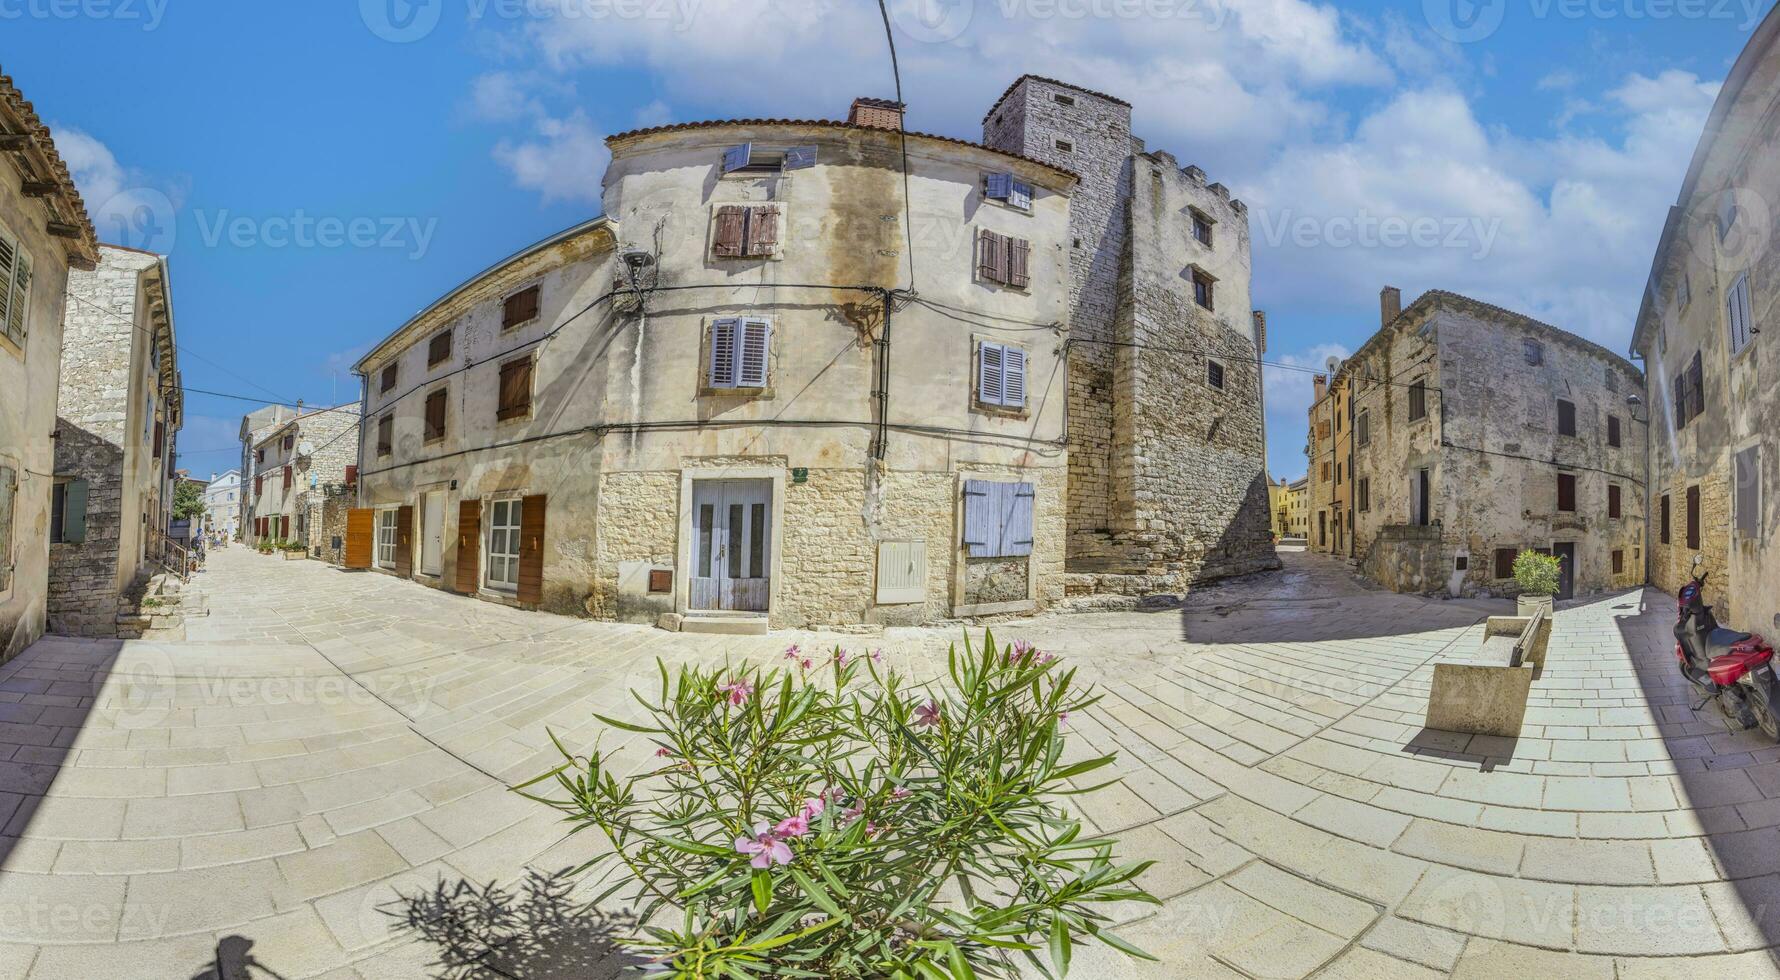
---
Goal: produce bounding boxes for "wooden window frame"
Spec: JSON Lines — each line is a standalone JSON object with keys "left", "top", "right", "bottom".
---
{"left": 484, "top": 495, "right": 524, "bottom": 592}
{"left": 1191, "top": 269, "right": 1215, "bottom": 311}
{"left": 1408, "top": 379, "right": 1427, "bottom": 422}
{"left": 1493, "top": 547, "right": 1515, "bottom": 580}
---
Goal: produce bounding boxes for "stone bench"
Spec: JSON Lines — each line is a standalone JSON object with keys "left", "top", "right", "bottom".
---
{"left": 1424, "top": 607, "right": 1549, "bottom": 738}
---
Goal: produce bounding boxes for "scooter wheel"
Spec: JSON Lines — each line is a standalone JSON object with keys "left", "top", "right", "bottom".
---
{"left": 1753, "top": 685, "right": 1780, "bottom": 742}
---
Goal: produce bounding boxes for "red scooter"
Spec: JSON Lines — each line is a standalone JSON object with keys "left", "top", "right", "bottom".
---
{"left": 1675, "top": 559, "right": 1779, "bottom": 740}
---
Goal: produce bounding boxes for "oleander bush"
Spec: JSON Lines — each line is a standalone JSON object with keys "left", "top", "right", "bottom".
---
{"left": 519, "top": 631, "right": 1157, "bottom": 979}
{"left": 1512, "top": 549, "right": 1562, "bottom": 597}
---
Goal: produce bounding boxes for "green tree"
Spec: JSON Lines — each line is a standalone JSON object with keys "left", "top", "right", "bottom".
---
{"left": 173, "top": 480, "right": 206, "bottom": 522}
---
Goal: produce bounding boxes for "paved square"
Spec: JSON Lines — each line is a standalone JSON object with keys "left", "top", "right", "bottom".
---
{"left": 1, "top": 547, "right": 1778, "bottom": 977}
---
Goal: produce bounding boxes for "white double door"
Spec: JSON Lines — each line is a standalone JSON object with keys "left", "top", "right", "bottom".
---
{"left": 690, "top": 480, "right": 771, "bottom": 612}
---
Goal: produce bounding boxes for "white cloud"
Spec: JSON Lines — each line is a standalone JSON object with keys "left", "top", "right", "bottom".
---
{"left": 1264, "top": 342, "right": 1348, "bottom": 479}
{"left": 633, "top": 99, "right": 674, "bottom": 128}
{"left": 52, "top": 125, "right": 183, "bottom": 253}
{"left": 493, "top": 110, "right": 609, "bottom": 204}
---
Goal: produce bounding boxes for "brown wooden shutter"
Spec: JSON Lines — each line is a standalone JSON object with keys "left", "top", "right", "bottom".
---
{"left": 713, "top": 206, "right": 747, "bottom": 257}
{"left": 428, "top": 330, "right": 452, "bottom": 366}
{"left": 153, "top": 421, "right": 164, "bottom": 458}
{"left": 377, "top": 416, "right": 393, "bottom": 456}
{"left": 344, "top": 508, "right": 374, "bottom": 568}
{"left": 345, "top": 464, "right": 357, "bottom": 485}
{"left": 745, "top": 206, "right": 779, "bottom": 256}
{"left": 516, "top": 494, "right": 546, "bottom": 605}
{"left": 381, "top": 363, "right": 397, "bottom": 393}
{"left": 977, "top": 230, "right": 1005, "bottom": 284}
{"left": 424, "top": 389, "right": 447, "bottom": 442}
{"left": 1608, "top": 484, "right": 1621, "bottom": 519}
{"left": 1557, "top": 473, "right": 1576, "bottom": 512}
{"left": 1608, "top": 415, "right": 1621, "bottom": 447}
{"left": 503, "top": 286, "right": 540, "bottom": 329}
{"left": 1007, "top": 237, "right": 1030, "bottom": 288}
{"left": 1688, "top": 352, "right": 1704, "bottom": 420}
{"left": 498, "top": 358, "right": 533, "bottom": 421}
{"left": 394, "top": 504, "right": 414, "bottom": 578}
{"left": 254, "top": 474, "right": 262, "bottom": 496}
{"left": 455, "top": 499, "right": 481, "bottom": 593}
{"left": 1661, "top": 494, "right": 1671, "bottom": 543}
{"left": 1686, "top": 485, "right": 1700, "bottom": 549}
{"left": 1493, "top": 548, "right": 1514, "bottom": 579}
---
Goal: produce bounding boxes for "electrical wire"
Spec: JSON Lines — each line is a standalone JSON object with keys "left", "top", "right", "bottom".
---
{"left": 875, "top": 0, "right": 918, "bottom": 292}
{"left": 62, "top": 291, "right": 298, "bottom": 406}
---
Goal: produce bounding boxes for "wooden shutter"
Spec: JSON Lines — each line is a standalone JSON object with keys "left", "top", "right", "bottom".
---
{"left": 1004, "top": 482, "right": 1035, "bottom": 557}
{"left": 710, "top": 319, "right": 739, "bottom": 388}
{"left": 254, "top": 474, "right": 262, "bottom": 496}
{"left": 380, "top": 363, "right": 397, "bottom": 393}
{"left": 1687, "top": 485, "right": 1701, "bottom": 549}
{"left": 1009, "top": 180, "right": 1032, "bottom": 211}
{"left": 455, "top": 500, "right": 481, "bottom": 593}
{"left": 1608, "top": 484, "right": 1621, "bottom": 519}
{"left": 962, "top": 479, "right": 992, "bottom": 557}
{"left": 0, "top": 235, "right": 14, "bottom": 335}
{"left": 345, "top": 464, "right": 357, "bottom": 485}
{"left": 503, "top": 286, "right": 540, "bottom": 329}
{"left": 1006, "top": 238, "right": 1030, "bottom": 288}
{"left": 283, "top": 466, "right": 292, "bottom": 490}
{"left": 428, "top": 330, "right": 452, "bottom": 366}
{"left": 393, "top": 504, "right": 414, "bottom": 577}
{"left": 7, "top": 248, "right": 28, "bottom": 343}
{"left": 1557, "top": 400, "right": 1575, "bottom": 436}
{"left": 713, "top": 206, "right": 747, "bottom": 257}
{"left": 977, "top": 230, "right": 1006, "bottom": 284}
{"left": 722, "top": 143, "right": 752, "bottom": 173}
{"left": 978, "top": 343, "right": 1004, "bottom": 405}
{"left": 783, "top": 146, "right": 817, "bottom": 170}
{"left": 1493, "top": 548, "right": 1513, "bottom": 579}
{"left": 1557, "top": 473, "right": 1576, "bottom": 512}
{"left": 1688, "top": 352, "right": 1704, "bottom": 420}
{"left": 1608, "top": 415, "right": 1621, "bottom": 447}
{"left": 985, "top": 173, "right": 1011, "bottom": 200}
{"left": 153, "top": 421, "right": 164, "bottom": 458}
{"left": 746, "top": 207, "right": 779, "bottom": 257}
{"left": 377, "top": 416, "right": 393, "bottom": 456}
{"left": 498, "top": 357, "right": 533, "bottom": 420}
{"left": 1002, "top": 346, "right": 1027, "bottom": 407}
{"left": 424, "top": 389, "right": 447, "bottom": 441}
{"left": 738, "top": 319, "right": 770, "bottom": 387}
{"left": 1409, "top": 381, "right": 1426, "bottom": 420}
{"left": 62, "top": 479, "right": 88, "bottom": 544}
{"left": 344, "top": 508, "right": 374, "bottom": 568}
{"left": 1661, "top": 494, "right": 1671, "bottom": 543}
{"left": 517, "top": 494, "right": 547, "bottom": 605}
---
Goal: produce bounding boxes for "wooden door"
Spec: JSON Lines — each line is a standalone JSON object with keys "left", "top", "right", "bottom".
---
{"left": 689, "top": 480, "right": 771, "bottom": 612}
{"left": 1553, "top": 542, "right": 1576, "bottom": 600}
{"left": 420, "top": 492, "right": 444, "bottom": 576}
{"left": 454, "top": 500, "right": 481, "bottom": 593}
{"left": 394, "top": 505, "right": 414, "bottom": 578}
{"left": 344, "top": 508, "right": 374, "bottom": 569}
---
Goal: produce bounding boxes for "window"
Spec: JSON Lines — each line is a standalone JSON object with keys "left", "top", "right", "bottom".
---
{"left": 976, "top": 230, "right": 1031, "bottom": 288}
{"left": 428, "top": 330, "right": 452, "bottom": 367}
{"left": 1053, "top": 93, "right": 1075, "bottom": 106}
{"left": 1557, "top": 472, "right": 1577, "bottom": 512}
{"left": 719, "top": 143, "right": 812, "bottom": 175}
{"left": 1191, "top": 270, "right": 1215, "bottom": 311}
{"left": 1557, "top": 399, "right": 1576, "bottom": 437}
{"left": 503, "top": 285, "right": 540, "bottom": 330}
{"left": 1608, "top": 415, "right": 1621, "bottom": 448}
{"left": 1736, "top": 445, "right": 1760, "bottom": 538}
{"left": 1408, "top": 379, "right": 1427, "bottom": 421}
{"left": 1612, "top": 549, "right": 1625, "bottom": 574}
{"left": 256, "top": 449, "right": 264, "bottom": 465}
{"left": 1678, "top": 273, "right": 1692, "bottom": 308}
{"left": 0, "top": 465, "right": 12, "bottom": 593}
{"left": 977, "top": 341, "right": 1028, "bottom": 409}
{"left": 1191, "top": 212, "right": 1213, "bottom": 246}
{"left": 376, "top": 508, "right": 399, "bottom": 568}
{"left": 1320, "top": 461, "right": 1331, "bottom": 482}
{"left": 1356, "top": 409, "right": 1370, "bottom": 447}
{"left": 1729, "top": 273, "right": 1755, "bottom": 355}
{"left": 487, "top": 498, "right": 523, "bottom": 589}
{"left": 377, "top": 415, "right": 393, "bottom": 457}
{"left": 712, "top": 205, "right": 783, "bottom": 257}
{"left": 961, "top": 480, "right": 1034, "bottom": 558}
{"left": 0, "top": 227, "right": 33, "bottom": 351}
{"left": 1687, "top": 485, "right": 1701, "bottom": 550}
{"left": 1524, "top": 339, "right": 1543, "bottom": 366}
{"left": 1335, "top": 462, "right": 1342, "bottom": 484}
{"left": 498, "top": 356, "right": 534, "bottom": 420}
{"left": 1673, "top": 351, "right": 1706, "bottom": 427}
{"left": 1608, "top": 484, "right": 1621, "bottom": 519}
{"left": 380, "top": 363, "right": 397, "bottom": 394}
{"left": 1494, "top": 548, "right": 1515, "bottom": 579}
{"left": 1719, "top": 191, "right": 1739, "bottom": 242}
{"left": 709, "top": 318, "right": 772, "bottom": 390}
{"left": 281, "top": 434, "right": 293, "bottom": 451}
{"left": 424, "top": 389, "right": 447, "bottom": 443}
{"left": 1206, "top": 360, "right": 1225, "bottom": 390}
{"left": 1358, "top": 478, "right": 1370, "bottom": 512}
{"left": 983, "top": 174, "right": 1033, "bottom": 211}
{"left": 1661, "top": 494, "right": 1671, "bottom": 544}
{"left": 1054, "top": 139, "right": 1073, "bottom": 152}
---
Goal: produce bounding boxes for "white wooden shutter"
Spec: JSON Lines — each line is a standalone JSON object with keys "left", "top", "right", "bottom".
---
{"left": 1002, "top": 346, "right": 1026, "bottom": 407}
{"left": 962, "top": 480, "right": 991, "bottom": 557}
{"left": 710, "top": 318, "right": 739, "bottom": 388}
{"left": 1009, "top": 180, "right": 1033, "bottom": 211}
{"left": 978, "top": 343, "right": 1004, "bottom": 405}
{"left": 875, "top": 540, "right": 927, "bottom": 604}
{"left": 1005, "top": 482, "right": 1035, "bottom": 557}
{"left": 0, "top": 232, "right": 15, "bottom": 338}
{"left": 985, "top": 173, "right": 1011, "bottom": 200}
{"left": 1729, "top": 274, "right": 1754, "bottom": 354}
{"left": 8, "top": 248, "right": 29, "bottom": 343}
{"left": 722, "top": 144, "right": 752, "bottom": 173}
{"left": 738, "top": 318, "right": 771, "bottom": 387}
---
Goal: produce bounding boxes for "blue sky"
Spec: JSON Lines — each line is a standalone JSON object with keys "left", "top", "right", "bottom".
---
{"left": 8, "top": 0, "right": 1768, "bottom": 479}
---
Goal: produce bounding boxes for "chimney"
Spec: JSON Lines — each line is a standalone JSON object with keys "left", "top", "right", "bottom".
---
{"left": 1380, "top": 286, "right": 1401, "bottom": 327}
{"left": 848, "top": 97, "right": 905, "bottom": 131}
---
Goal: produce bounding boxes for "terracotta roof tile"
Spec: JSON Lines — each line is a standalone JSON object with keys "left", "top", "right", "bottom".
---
{"left": 0, "top": 67, "right": 99, "bottom": 269}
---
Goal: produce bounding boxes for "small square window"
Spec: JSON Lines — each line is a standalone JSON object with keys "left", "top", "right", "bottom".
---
{"left": 1207, "top": 360, "right": 1224, "bottom": 390}
{"left": 1192, "top": 270, "right": 1214, "bottom": 311}
{"left": 1054, "top": 139, "right": 1073, "bottom": 153}
{"left": 1523, "top": 339, "right": 1543, "bottom": 366}
{"left": 1053, "top": 93, "right": 1075, "bottom": 106}
{"left": 1192, "top": 213, "right": 1213, "bottom": 247}
{"left": 380, "top": 363, "right": 397, "bottom": 394}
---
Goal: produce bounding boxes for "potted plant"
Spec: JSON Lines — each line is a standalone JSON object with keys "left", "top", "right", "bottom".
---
{"left": 1513, "top": 549, "right": 1561, "bottom": 617}
{"left": 518, "top": 632, "right": 1158, "bottom": 977}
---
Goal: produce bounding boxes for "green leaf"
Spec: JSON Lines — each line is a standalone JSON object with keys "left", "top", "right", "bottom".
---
{"left": 751, "top": 870, "right": 773, "bottom": 915}
{"left": 1049, "top": 914, "right": 1072, "bottom": 976}
{"left": 590, "top": 711, "right": 663, "bottom": 734}
{"left": 789, "top": 867, "right": 844, "bottom": 918}
{"left": 1091, "top": 927, "right": 1157, "bottom": 961}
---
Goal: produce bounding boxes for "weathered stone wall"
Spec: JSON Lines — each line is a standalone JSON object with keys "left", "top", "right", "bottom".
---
{"left": 1358, "top": 524, "right": 1445, "bottom": 593}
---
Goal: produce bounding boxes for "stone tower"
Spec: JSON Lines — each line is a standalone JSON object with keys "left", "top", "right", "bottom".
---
{"left": 983, "top": 76, "right": 1276, "bottom": 592}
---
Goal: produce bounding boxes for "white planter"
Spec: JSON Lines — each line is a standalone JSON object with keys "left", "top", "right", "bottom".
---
{"left": 1517, "top": 595, "right": 1553, "bottom": 618}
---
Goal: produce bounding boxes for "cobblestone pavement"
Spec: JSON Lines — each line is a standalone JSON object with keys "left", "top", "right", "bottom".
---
{"left": 1, "top": 547, "right": 1778, "bottom": 977}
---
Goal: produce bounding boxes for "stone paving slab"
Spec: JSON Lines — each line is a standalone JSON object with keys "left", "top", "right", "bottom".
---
{"left": 4, "top": 548, "right": 1780, "bottom": 976}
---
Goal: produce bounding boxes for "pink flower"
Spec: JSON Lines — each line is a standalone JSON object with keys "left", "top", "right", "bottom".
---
{"left": 1057, "top": 710, "right": 1070, "bottom": 727}
{"left": 1008, "top": 640, "right": 1035, "bottom": 663}
{"left": 654, "top": 746, "right": 673, "bottom": 758}
{"left": 783, "top": 644, "right": 802, "bottom": 661}
{"left": 1037, "top": 652, "right": 1056, "bottom": 665}
{"left": 891, "top": 786, "right": 911, "bottom": 800}
{"left": 869, "top": 648, "right": 884, "bottom": 664}
{"left": 834, "top": 649, "right": 850, "bottom": 668}
{"left": 774, "top": 812, "right": 810, "bottom": 838}
{"left": 734, "top": 823, "right": 794, "bottom": 868}
{"left": 717, "top": 678, "right": 754, "bottom": 706}
{"left": 913, "top": 700, "right": 942, "bottom": 729}
{"left": 800, "top": 795, "right": 827, "bottom": 820}
{"left": 843, "top": 804, "right": 864, "bottom": 822}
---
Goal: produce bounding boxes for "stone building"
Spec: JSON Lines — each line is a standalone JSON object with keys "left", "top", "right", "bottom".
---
{"left": 1307, "top": 366, "right": 1354, "bottom": 555}
{"left": 238, "top": 403, "right": 295, "bottom": 543}
{"left": 203, "top": 469, "right": 241, "bottom": 542}
{"left": 45, "top": 245, "right": 184, "bottom": 637}
{"left": 982, "top": 76, "right": 1277, "bottom": 596}
{"left": 1284, "top": 477, "right": 1309, "bottom": 541}
{"left": 1330, "top": 288, "right": 1646, "bottom": 598}
{"left": 1631, "top": 4, "right": 1780, "bottom": 630}
{"left": 0, "top": 71, "right": 100, "bottom": 660}
{"left": 246, "top": 404, "right": 359, "bottom": 547}
{"left": 1269, "top": 477, "right": 1289, "bottom": 539}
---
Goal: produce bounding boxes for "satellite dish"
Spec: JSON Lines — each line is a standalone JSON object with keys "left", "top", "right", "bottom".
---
{"left": 297, "top": 441, "right": 315, "bottom": 456}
